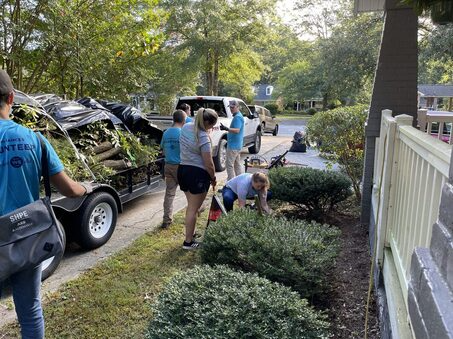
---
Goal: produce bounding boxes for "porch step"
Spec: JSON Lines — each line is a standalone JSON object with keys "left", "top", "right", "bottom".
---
{"left": 408, "top": 247, "right": 453, "bottom": 339}
{"left": 430, "top": 221, "right": 453, "bottom": 293}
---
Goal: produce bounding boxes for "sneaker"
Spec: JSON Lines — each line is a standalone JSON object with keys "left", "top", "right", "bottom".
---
{"left": 182, "top": 240, "right": 201, "bottom": 250}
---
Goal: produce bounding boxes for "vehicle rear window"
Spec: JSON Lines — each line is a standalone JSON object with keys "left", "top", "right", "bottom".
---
{"left": 177, "top": 99, "right": 227, "bottom": 118}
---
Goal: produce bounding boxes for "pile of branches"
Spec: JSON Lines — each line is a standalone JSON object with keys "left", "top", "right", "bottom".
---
{"left": 11, "top": 104, "right": 159, "bottom": 183}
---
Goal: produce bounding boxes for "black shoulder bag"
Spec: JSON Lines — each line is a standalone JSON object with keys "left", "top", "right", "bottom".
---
{"left": 0, "top": 135, "right": 65, "bottom": 281}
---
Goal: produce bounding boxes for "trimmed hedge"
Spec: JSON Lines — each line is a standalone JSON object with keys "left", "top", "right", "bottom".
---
{"left": 201, "top": 209, "right": 340, "bottom": 298}
{"left": 264, "top": 103, "right": 279, "bottom": 116}
{"left": 269, "top": 167, "right": 352, "bottom": 218}
{"left": 146, "top": 265, "right": 330, "bottom": 339}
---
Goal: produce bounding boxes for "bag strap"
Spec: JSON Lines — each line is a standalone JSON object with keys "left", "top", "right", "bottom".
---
{"left": 36, "top": 133, "right": 51, "bottom": 198}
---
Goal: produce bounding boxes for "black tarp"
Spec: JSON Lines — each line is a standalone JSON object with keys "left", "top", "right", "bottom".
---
{"left": 289, "top": 131, "right": 307, "bottom": 153}
{"left": 77, "top": 97, "right": 163, "bottom": 142}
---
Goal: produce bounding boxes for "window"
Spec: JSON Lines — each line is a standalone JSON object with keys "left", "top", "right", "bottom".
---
{"left": 266, "top": 86, "right": 273, "bottom": 96}
{"left": 239, "top": 101, "right": 250, "bottom": 116}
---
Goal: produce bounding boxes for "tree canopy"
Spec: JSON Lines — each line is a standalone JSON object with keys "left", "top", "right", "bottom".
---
{"left": 1, "top": 0, "right": 451, "bottom": 113}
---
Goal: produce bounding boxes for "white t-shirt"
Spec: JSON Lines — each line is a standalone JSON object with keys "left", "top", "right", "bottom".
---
{"left": 226, "top": 173, "right": 257, "bottom": 201}
{"left": 179, "top": 123, "right": 211, "bottom": 170}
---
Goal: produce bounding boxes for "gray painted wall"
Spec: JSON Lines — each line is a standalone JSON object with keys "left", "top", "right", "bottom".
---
{"left": 361, "top": 0, "right": 418, "bottom": 224}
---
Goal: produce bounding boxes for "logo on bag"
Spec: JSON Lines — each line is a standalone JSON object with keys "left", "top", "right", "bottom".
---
{"left": 10, "top": 211, "right": 29, "bottom": 223}
{"left": 10, "top": 156, "right": 24, "bottom": 168}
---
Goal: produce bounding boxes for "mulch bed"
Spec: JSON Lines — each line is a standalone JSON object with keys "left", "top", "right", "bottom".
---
{"left": 275, "top": 199, "right": 380, "bottom": 338}
{"left": 323, "top": 211, "right": 380, "bottom": 338}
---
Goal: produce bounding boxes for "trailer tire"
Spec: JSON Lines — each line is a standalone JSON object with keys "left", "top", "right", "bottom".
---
{"left": 248, "top": 131, "right": 261, "bottom": 154}
{"left": 41, "top": 221, "right": 66, "bottom": 281}
{"left": 213, "top": 139, "right": 227, "bottom": 172}
{"left": 75, "top": 192, "right": 118, "bottom": 249}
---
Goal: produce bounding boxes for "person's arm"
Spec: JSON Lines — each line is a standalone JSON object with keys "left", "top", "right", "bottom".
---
{"left": 236, "top": 184, "right": 248, "bottom": 208}
{"left": 50, "top": 171, "right": 87, "bottom": 197}
{"left": 259, "top": 188, "right": 270, "bottom": 214}
{"left": 201, "top": 152, "right": 216, "bottom": 186}
{"left": 228, "top": 115, "right": 242, "bottom": 134}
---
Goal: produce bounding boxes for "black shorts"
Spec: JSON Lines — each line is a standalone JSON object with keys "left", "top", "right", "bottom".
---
{"left": 177, "top": 165, "right": 211, "bottom": 194}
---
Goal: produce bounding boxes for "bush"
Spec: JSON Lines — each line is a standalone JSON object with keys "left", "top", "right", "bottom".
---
{"left": 264, "top": 103, "right": 279, "bottom": 116}
{"left": 146, "top": 265, "right": 330, "bottom": 339}
{"left": 306, "top": 104, "right": 367, "bottom": 200}
{"left": 269, "top": 167, "right": 352, "bottom": 218}
{"left": 305, "top": 107, "right": 317, "bottom": 115}
{"left": 201, "top": 210, "right": 340, "bottom": 298}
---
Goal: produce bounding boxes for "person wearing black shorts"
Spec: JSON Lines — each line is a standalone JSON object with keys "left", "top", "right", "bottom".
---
{"left": 178, "top": 108, "right": 218, "bottom": 249}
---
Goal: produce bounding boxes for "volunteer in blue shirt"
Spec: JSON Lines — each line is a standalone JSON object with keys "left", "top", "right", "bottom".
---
{"left": 220, "top": 99, "right": 244, "bottom": 180}
{"left": 0, "top": 70, "right": 91, "bottom": 339}
{"left": 160, "top": 109, "right": 186, "bottom": 228}
{"left": 179, "top": 103, "right": 193, "bottom": 123}
{"left": 222, "top": 172, "right": 271, "bottom": 213}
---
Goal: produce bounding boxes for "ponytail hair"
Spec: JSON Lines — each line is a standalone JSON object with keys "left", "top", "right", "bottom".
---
{"left": 194, "top": 108, "right": 218, "bottom": 142}
{"left": 252, "top": 172, "right": 270, "bottom": 189}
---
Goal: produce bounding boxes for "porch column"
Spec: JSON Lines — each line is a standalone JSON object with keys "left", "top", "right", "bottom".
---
{"left": 361, "top": 0, "right": 418, "bottom": 225}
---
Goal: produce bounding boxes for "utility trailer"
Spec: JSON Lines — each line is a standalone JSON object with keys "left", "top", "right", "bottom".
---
{"left": 12, "top": 92, "right": 164, "bottom": 280}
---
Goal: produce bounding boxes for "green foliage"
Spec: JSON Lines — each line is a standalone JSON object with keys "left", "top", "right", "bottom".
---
{"left": 146, "top": 265, "right": 331, "bottom": 339}
{"left": 201, "top": 209, "right": 341, "bottom": 298}
{"left": 306, "top": 108, "right": 318, "bottom": 115}
{"left": 1, "top": 0, "right": 165, "bottom": 99}
{"left": 306, "top": 105, "right": 367, "bottom": 200}
{"left": 264, "top": 103, "right": 280, "bottom": 115}
{"left": 419, "top": 24, "right": 453, "bottom": 84}
{"left": 277, "top": 11, "right": 383, "bottom": 108}
{"left": 269, "top": 167, "right": 352, "bottom": 218}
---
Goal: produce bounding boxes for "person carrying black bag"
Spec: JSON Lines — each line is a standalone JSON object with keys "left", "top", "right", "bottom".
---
{"left": 0, "top": 70, "right": 91, "bottom": 338}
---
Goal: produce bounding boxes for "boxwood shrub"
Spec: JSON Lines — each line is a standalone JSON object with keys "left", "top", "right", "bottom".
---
{"left": 201, "top": 209, "right": 340, "bottom": 299}
{"left": 146, "top": 265, "right": 330, "bottom": 339}
{"left": 269, "top": 166, "right": 352, "bottom": 218}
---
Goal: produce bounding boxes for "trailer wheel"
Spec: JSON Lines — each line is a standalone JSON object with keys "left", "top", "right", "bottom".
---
{"left": 75, "top": 192, "right": 118, "bottom": 249}
{"left": 213, "top": 139, "right": 227, "bottom": 172}
{"left": 41, "top": 221, "right": 66, "bottom": 281}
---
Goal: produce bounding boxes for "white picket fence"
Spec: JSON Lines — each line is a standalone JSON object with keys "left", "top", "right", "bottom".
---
{"left": 372, "top": 110, "right": 451, "bottom": 331}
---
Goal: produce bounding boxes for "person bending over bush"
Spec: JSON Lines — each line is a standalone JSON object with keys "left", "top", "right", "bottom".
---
{"left": 222, "top": 172, "right": 271, "bottom": 213}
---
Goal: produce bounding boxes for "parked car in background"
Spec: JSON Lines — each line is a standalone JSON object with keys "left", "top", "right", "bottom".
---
{"left": 147, "top": 96, "right": 262, "bottom": 171}
{"left": 248, "top": 105, "right": 278, "bottom": 136}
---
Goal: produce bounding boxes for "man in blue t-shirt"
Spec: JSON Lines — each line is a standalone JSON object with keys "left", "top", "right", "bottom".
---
{"left": 221, "top": 99, "right": 244, "bottom": 180}
{"left": 0, "top": 70, "right": 91, "bottom": 338}
{"left": 160, "top": 109, "right": 187, "bottom": 228}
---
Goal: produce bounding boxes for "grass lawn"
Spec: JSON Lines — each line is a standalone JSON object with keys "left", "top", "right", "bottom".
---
{"left": 1, "top": 206, "right": 209, "bottom": 338}
{"left": 276, "top": 114, "right": 312, "bottom": 120}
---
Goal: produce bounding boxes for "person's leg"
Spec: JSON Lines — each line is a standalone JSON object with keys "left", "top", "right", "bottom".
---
{"left": 226, "top": 149, "right": 235, "bottom": 181}
{"left": 184, "top": 191, "right": 207, "bottom": 243}
{"left": 10, "top": 265, "right": 44, "bottom": 339}
{"left": 222, "top": 187, "right": 238, "bottom": 212}
{"left": 162, "top": 164, "right": 179, "bottom": 226}
{"left": 233, "top": 150, "right": 243, "bottom": 177}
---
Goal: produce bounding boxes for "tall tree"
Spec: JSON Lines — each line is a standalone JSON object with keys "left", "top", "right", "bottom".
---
{"left": 161, "top": 0, "right": 276, "bottom": 96}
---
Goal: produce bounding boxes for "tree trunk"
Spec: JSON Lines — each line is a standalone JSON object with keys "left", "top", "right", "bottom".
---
{"left": 322, "top": 92, "right": 329, "bottom": 110}
{"left": 102, "top": 159, "right": 131, "bottom": 170}
{"left": 92, "top": 141, "right": 114, "bottom": 154}
{"left": 213, "top": 51, "right": 219, "bottom": 96}
{"left": 94, "top": 147, "right": 121, "bottom": 162}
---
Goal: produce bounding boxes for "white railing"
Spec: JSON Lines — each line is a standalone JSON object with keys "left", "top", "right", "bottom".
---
{"left": 373, "top": 110, "right": 451, "bottom": 305}
{"left": 418, "top": 109, "right": 453, "bottom": 144}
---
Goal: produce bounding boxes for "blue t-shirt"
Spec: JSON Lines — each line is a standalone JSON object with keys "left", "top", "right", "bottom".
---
{"left": 227, "top": 112, "right": 244, "bottom": 150}
{"left": 185, "top": 116, "right": 193, "bottom": 123}
{"left": 160, "top": 126, "right": 182, "bottom": 165}
{"left": 226, "top": 173, "right": 256, "bottom": 200}
{"left": 0, "top": 120, "right": 64, "bottom": 216}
